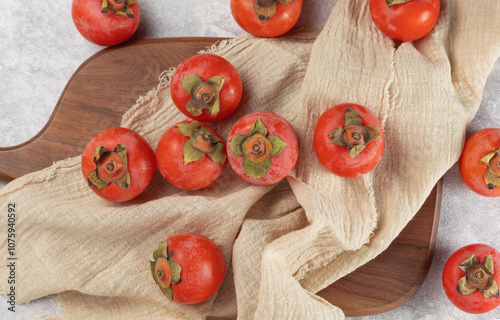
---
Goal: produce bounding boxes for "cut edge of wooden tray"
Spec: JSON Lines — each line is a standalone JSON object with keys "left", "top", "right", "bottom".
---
{"left": 318, "top": 179, "right": 442, "bottom": 317}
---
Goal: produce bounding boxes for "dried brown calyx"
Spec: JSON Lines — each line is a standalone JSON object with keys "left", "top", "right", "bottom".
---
{"left": 87, "top": 144, "right": 130, "bottom": 190}
{"left": 254, "top": 0, "right": 295, "bottom": 22}
{"left": 182, "top": 75, "right": 225, "bottom": 117}
{"left": 457, "top": 254, "right": 499, "bottom": 299}
{"left": 101, "top": 0, "right": 136, "bottom": 18}
{"left": 481, "top": 147, "right": 500, "bottom": 190}
{"left": 150, "top": 242, "right": 182, "bottom": 301}
{"left": 329, "top": 108, "right": 381, "bottom": 158}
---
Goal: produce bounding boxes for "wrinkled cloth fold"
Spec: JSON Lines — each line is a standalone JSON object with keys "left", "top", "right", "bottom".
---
{"left": 1, "top": 0, "right": 500, "bottom": 319}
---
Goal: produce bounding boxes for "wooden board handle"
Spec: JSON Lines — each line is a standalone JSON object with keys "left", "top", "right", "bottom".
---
{"left": 0, "top": 38, "right": 222, "bottom": 181}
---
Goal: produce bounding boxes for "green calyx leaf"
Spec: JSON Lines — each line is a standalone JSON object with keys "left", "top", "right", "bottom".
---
{"left": 160, "top": 286, "right": 174, "bottom": 301}
{"left": 481, "top": 149, "right": 500, "bottom": 190}
{"left": 365, "top": 124, "right": 382, "bottom": 142}
{"left": 328, "top": 128, "right": 344, "bottom": 146}
{"left": 101, "top": 0, "right": 136, "bottom": 18}
{"left": 268, "top": 135, "right": 287, "bottom": 157}
{"left": 229, "top": 135, "right": 247, "bottom": 157}
{"left": 457, "top": 276, "right": 476, "bottom": 295}
{"left": 185, "top": 99, "right": 204, "bottom": 116}
{"left": 183, "top": 142, "right": 207, "bottom": 164}
{"left": 168, "top": 261, "right": 182, "bottom": 284}
{"left": 207, "top": 76, "right": 225, "bottom": 92}
{"left": 182, "top": 75, "right": 225, "bottom": 117}
{"left": 243, "top": 157, "right": 271, "bottom": 179}
{"left": 348, "top": 145, "right": 366, "bottom": 158}
{"left": 249, "top": 119, "right": 268, "bottom": 137}
{"left": 87, "top": 169, "right": 110, "bottom": 190}
{"left": 207, "top": 142, "right": 227, "bottom": 165}
{"left": 459, "top": 254, "right": 479, "bottom": 272}
{"left": 176, "top": 122, "right": 226, "bottom": 165}
{"left": 484, "top": 279, "right": 499, "bottom": 299}
{"left": 113, "top": 173, "right": 130, "bottom": 189}
{"left": 182, "top": 75, "right": 203, "bottom": 94}
{"left": 211, "top": 96, "right": 221, "bottom": 117}
{"left": 484, "top": 255, "right": 494, "bottom": 275}
{"left": 177, "top": 121, "right": 198, "bottom": 138}
{"left": 343, "top": 107, "right": 363, "bottom": 127}
{"left": 386, "top": 0, "right": 412, "bottom": 9}
{"left": 153, "top": 242, "right": 169, "bottom": 261}
{"left": 228, "top": 119, "right": 287, "bottom": 179}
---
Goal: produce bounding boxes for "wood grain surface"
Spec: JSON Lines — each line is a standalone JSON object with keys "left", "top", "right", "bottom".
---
{"left": 0, "top": 37, "right": 441, "bottom": 317}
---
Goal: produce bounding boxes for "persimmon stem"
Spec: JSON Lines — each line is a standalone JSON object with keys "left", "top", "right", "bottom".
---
{"left": 157, "top": 269, "right": 164, "bottom": 279}
{"left": 106, "top": 162, "right": 115, "bottom": 172}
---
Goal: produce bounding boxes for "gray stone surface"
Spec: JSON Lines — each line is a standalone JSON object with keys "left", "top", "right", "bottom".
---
{"left": 1, "top": 1, "right": 499, "bottom": 319}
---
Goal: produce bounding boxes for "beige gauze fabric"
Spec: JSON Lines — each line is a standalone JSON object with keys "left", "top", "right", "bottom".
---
{"left": 1, "top": 0, "right": 500, "bottom": 319}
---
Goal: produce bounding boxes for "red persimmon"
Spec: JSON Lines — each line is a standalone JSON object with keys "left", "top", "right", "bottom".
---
{"left": 150, "top": 233, "right": 226, "bottom": 304}
{"left": 442, "top": 244, "right": 500, "bottom": 314}
{"left": 156, "top": 121, "right": 226, "bottom": 191}
{"left": 314, "top": 103, "right": 384, "bottom": 178}
{"left": 227, "top": 111, "right": 298, "bottom": 185}
{"left": 459, "top": 128, "right": 500, "bottom": 197}
{"left": 369, "top": 0, "right": 440, "bottom": 42}
{"left": 72, "top": 0, "right": 140, "bottom": 46}
{"left": 170, "top": 54, "right": 243, "bottom": 123}
{"left": 230, "top": 0, "right": 303, "bottom": 38}
{"left": 81, "top": 127, "right": 156, "bottom": 202}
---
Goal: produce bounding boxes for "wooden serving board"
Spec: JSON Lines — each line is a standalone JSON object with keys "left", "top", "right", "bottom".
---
{"left": 0, "top": 38, "right": 441, "bottom": 317}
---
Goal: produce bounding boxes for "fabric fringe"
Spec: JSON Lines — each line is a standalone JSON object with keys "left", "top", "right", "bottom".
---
{"left": 0, "top": 156, "right": 81, "bottom": 197}
{"left": 198, "top": 38, "right": 238, "bottom": 55}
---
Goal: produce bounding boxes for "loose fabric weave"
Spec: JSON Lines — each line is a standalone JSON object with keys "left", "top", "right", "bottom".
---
{"left": 1, "top": 0, "right": 499, "bottom": 319}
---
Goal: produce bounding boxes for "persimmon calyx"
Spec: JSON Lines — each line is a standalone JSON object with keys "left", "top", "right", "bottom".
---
{"left": 182, "top": 75, "right": 225, "bottom": 117}
{"left": 101, "top": 0, "right": 136, "bottom": 18}
{"left": 457, "top": 254, "right": 499, "bottom": 299}
{"left": 229, "top": 119, "right": 287, "bottom": 179}
{"left": 176, "top": 121, "right": 226, "bottom": 165}
{"left": 87, "top": 144, "right": 130, "bottom": 190}
{"left": 481, "top": 148, "right": 500, "bottom": 190}
{"left": 150, "top": 242, "right": 182, "bottom": 301}
{"left": 386, "top": 0, "right": 413, "bottom": 9}
{"left": 329, "top": 108, "right": 381, "bottom": 158}
{"left": 254, "top": 0, "right": 295, "bottom": 22}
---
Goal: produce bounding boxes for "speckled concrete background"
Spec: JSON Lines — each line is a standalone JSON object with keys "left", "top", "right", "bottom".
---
{"left": 1, "top": 1, "right": 499, "bottom": 319}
